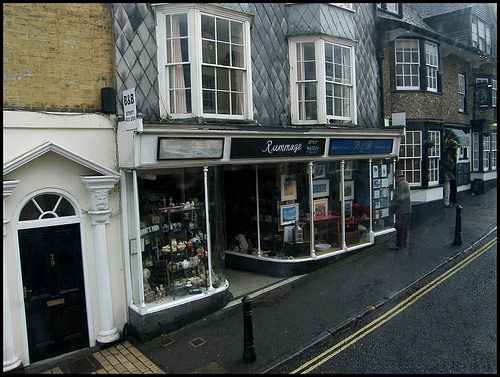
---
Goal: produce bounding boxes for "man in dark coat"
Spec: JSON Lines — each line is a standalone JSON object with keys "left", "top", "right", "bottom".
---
{"left": 389, "top": 169, "right": 411, "bottom": 250}
{"left": 440, "top": 152, "right": 456, "bottom": 208}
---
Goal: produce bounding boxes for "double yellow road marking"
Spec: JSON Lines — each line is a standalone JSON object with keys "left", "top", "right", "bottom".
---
{"left": 291, "top": 237, "right": 497, "bottom": 374}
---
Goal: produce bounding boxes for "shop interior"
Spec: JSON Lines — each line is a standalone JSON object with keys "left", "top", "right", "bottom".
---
{"left": 136, "top": 158, "right": 395, "bottom": 308}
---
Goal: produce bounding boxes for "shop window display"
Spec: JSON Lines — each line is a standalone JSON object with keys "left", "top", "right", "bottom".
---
{"left": 137, "top": 167, "right": 225, "bottom": 307}
{"left": 371, "top": 158, "right": 395, "bottom": 233}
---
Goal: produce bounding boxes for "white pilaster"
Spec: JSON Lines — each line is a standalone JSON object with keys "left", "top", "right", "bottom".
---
{"left": 3, "top": 180, "right": 22, "bottom": 372}
{"left": 81, "top": 176, "right": 120, "bottom": 344}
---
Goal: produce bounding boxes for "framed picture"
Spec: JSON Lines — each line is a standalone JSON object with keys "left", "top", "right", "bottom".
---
{"left": 344, "top": 200, "right": 353, "bottom": 216}
{"left": 373, "top": 179, "right": 381, "bottom": 189}
{"left": 280, "top": 203, "right": 299, "bottom": 225}
{"left": 381, "top": 208, "right": 390, "bottom": 218}
{"left": 283, "top": 226, "right": 294, "bottom": 242}
{"left": 344, "top": 160, "right": 352, "bottom": 180}
{"left": 381, "top": 188, "right": 389, "bottom": 197}
{"left": 313, "top": 199, "right": 328, "bottom": 217}
{"left": 380, "top": 164, "right": 387, "bottom": 178}
{"left": 313, "top": 163, "right": 326, "bottom": 179}
{"left": 312, "top": 179, "right": 330, "bottom": 198}
{"left": 381, "top": 178, "right": 389, "bottom": 188}
{"left": 372, "top": 165, "right": 379, "bottom": 178}
{"left": 373, "top": 189, "right": 380, "bottom": 199}
{"left": 281, "top": 175, "right": 297, "bottom": 201}
{"left": 342, "top": 181, "right": 355, "bottom": 201}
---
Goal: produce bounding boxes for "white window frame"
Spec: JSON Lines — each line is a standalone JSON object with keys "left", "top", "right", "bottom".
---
{"left": 478, "top": 20, "right": 485, "bottom": 52}
{"left": 472, "top": 132, "right": 479, "bottom": 171}
{"left": 483, "top": 135, "right": 490, "bottom": 171}
{"left": 491, "top": 133, "right": 497, "bottom": 170}
{"left": 472, "top": 20, "right": 478, "bottom": 48}
{"left": 395, "top": 39, "right": 420, "bottom": 91}
{"left": 399, "top": 130, "right": 422, "bottom": 186}
{"left": 427, "top": 130, "right": 440, "bottom": 185}
{"left": 386, "top": 3, "right": 399, "bottom": 14}
{"left": 492, "top": 79, "right": 497, "bottom": 108}
{"left": 425, "top": 41, "right": 438, "bottom": 92}
{"left": 486, "top": 27, "right": 491, "bottom": 54}
{"left": 154, "top": 3, "right": 253, "bottom": 120}
{"left": 458, "top": 73, "right": 466, "bottom": 112}
{"left": 289, "top": 35, "right": 357, "bottom": 125}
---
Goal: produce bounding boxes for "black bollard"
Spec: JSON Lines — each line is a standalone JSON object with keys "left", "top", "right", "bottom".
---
{"left": 453, "top": 205, "right": 463, "bottom": 246}
{"left": 242, "top": 296, "right": 256, "bottom": 363}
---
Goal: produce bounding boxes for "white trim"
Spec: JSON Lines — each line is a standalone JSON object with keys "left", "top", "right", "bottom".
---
{"left": 3, "top": 141, "right": 120, "bottom": 178}
{"left": 11, "top": 187, "right": 93, "bottom": 365}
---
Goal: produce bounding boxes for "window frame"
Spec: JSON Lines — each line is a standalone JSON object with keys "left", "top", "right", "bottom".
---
{"left": 472, "top": 132, "right": 479, "bottom": 171}
{"left": 458, "top": 73, "right": 466, "bottom": 112}
{"left": 483, "top": 134, "right": 491, "bottom": 171}
{"left": 427, "top": 130, "right": 441, "bottom": 186}
{"left": 424, "top": 41, "right": 438, "bottom": 92}
{"left": 154, "top": 3, "right": 253, "bottom": 121}
{"left": 491, "top": 133, "right": 497, "bottom": 170}
{"left": 289, "top": 35, "right": 357, "bottom": 125}
{"left": 394, "top": 39, "right": 420, "bottom": 91}
{"left": 399, "top": 130, "right": 422, "bottom": 187}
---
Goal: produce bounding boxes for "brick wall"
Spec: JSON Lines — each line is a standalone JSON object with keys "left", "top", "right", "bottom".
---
{"left": 3, "top": 3, "right": 114, "bottom": 112}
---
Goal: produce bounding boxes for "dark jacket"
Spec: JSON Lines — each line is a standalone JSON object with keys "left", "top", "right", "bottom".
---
{"left": 390, "top": 177, "right": 411, "bottom": 214}
{"left": 440, "top": 158, "right": 456, "bottom": 181}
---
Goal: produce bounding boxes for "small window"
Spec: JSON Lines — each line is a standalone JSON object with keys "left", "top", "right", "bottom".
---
{"left": 491, "top": 133, "right": 497, "bottom": 170}
{"left": 458, "top": 73, "right": 466, "bottom": 112}
{"left": 427, "top": 131, "right": 440, "bottom": 185}
{"left": 19, "top": 194, "right": 76, "bottom": 221}
{"left": 472, "top": 132, "right": 479, "bottom": 171}
{"left": 483, "top": 135, "right": 491, "bottom": 171}
{"left": 425, "top": 42, "right": 438, "bottom": 92}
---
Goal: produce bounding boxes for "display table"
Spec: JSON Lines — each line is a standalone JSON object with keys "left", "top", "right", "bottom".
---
{"left": 299, "top": 215, "right": 341, "bottom": 244}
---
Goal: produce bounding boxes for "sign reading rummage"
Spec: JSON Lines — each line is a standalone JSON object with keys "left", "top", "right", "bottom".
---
{"left": 230, "top": 138, "right": 326, "bottom": 159}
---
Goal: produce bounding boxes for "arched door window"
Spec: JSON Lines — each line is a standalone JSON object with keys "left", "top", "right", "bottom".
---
{"left": 19, "top": 194, "right": 76, "bottom": 221}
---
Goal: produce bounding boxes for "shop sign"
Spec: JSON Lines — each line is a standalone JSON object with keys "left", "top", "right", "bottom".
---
{"left": 123, "top": 88, "right": 137, "bottom": 130}
{"left": 329, "top": 139, "right": 393, "bottom": 155}
{"left": 230, "top": 138, "right": 325, "bottom": 159}
{"left": 158, "top": 138, "right": 224, "bottom": 160}
{"left": 140, "top": 224, "right": 160, "bottom": 236}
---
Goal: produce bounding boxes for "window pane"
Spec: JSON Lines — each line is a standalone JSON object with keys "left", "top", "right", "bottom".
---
{"left": 203, "top": 90, "right": 216, "bottom": 113}
{"left": 231, "top": 21, "right": 243, "bottom": 44}
{"left": 202, "top": 40, "right": 216, "bottom": 64}
{"left": 202, "top": 66, "right": 215, "bottom": 89}
{"left": 217, "top": 67, "right": 229, "bottom": 90}
{"left": 231, "top": 69, "right": 243, "bottom": 91}
{"left": 304, "top": 82, "right": 317, "bottom": 100}
{"left": 304, "top": 62, "right": 316, "bottom": 80}
{"left": 232, "top": 93, "right": 243, "bottom": 115}
{"left": 201, "top": 15, "right": 215, "bottom": 39}
{"left": 217, "top": 42, "right": 230, "bottom": 66}
{"left": 325, "top": 44, "right": 333, "bottom": 62}
{"left": 231, "top": 45, "right": 244, "bottom": 68}
{"left": 217, "top": 91, "right": 230, "bottom": 114}
{"left": 303, "top": 42, "right": 315, "bottom": 60}
{"left": 305, "top": 101, "right": 317, "bottom": 120}
{"left": 217, "top": 18, "right": 230, "bottom": 42}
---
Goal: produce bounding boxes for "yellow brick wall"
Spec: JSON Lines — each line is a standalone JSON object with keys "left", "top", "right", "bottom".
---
{"left": 3, "top": 3, "right": 115, "bottom": 112}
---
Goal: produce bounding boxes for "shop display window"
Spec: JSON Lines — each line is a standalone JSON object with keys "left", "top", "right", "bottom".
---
{"left": 136, "top": 167, "right": 225, "bottom": 308}
{"left": 371, "top": 158, "right": 395, "bottom": 233}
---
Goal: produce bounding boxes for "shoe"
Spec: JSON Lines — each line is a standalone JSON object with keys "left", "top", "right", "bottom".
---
{"left": 389, "top": 244, "right": 401, "bottom": 250}
{"left": 445, "top": 204, "right": 453, "bottom": 208}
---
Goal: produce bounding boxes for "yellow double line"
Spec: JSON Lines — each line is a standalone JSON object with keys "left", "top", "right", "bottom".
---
{"left": 291, "top": 236, "right": 497, "bottom": 374}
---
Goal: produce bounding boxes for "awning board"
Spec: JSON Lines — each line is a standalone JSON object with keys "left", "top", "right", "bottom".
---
{"left": 448, "top": 129, "right": 470, "bottom": 147}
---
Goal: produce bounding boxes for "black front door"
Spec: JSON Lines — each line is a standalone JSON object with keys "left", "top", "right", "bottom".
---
{"left": 19, "top": 223, "right": 89, "bottom": 363}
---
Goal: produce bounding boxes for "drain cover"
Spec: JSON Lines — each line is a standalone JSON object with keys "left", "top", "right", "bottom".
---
{"left": 188, "top": 337, "right": 206, "bottom": 348}
{"left": 160, "top": 336, "right": 175, "bottom": 346}
{"left": 68, "top": 356, "right": 97, "bottom": 374}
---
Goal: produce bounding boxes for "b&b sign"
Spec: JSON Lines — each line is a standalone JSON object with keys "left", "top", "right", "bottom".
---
{"left": 123, "top": 88, "right": 137, "bottom": 130}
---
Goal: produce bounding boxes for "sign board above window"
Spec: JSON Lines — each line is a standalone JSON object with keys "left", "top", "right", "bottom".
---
{"left": 230, "top": 138, "right": 326, "bottom": 159}
{"left": 157, "top": 138, "right": 224, "bottom": 160}
{"left": 329, "top": 139, "right": 393, "bottom": 155}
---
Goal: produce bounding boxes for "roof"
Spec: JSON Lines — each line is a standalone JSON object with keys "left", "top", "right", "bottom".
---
{"left": 409, "top": 3, "right": 474, "bottom": 20}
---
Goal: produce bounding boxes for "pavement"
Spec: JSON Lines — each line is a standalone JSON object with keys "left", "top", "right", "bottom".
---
{"left": 23, "top": 187, "right": 497, "bottom": 374}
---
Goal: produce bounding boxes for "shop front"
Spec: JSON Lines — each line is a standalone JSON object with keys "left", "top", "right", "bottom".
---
{"left": 117, "top": 120, "right": 403, "bottom": 341}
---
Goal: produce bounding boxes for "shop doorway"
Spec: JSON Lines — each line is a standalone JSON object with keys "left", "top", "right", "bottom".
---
{"left": 17, "top": 193, "right": 88, "bottom": 363}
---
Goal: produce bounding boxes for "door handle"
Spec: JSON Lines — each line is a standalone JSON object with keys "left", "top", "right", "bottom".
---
{"left": 24, "top": 286, "right": 32, "bottom": 299}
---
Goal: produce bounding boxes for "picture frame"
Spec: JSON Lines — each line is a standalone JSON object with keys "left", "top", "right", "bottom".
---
{"left": 281, "top": 175, "right": 297, "bottom": 201}
{"left": 342, "top": 181, "right": 355, "bottom": 201}
{"left": 283, "top": 226, "right": 294, "bottom": 243}
{"left": 373, "top": 189, "right": 380, "bottom": 199}
{"left": 313, "top": 163, "right": 326, "bottom": 179}
{"left": 280, "top": 203, "right": 299, "bottom": 226}
{"left": 380, "top": 164, "right": 387, "bottom": 178}
{"left": 344, "top": 160, "right": 352, "bottom": 180}
{"left": 381, "top": 178, "right": 389, "bottom": 188}
{"left": 312, "top": 179, "right": 330, "bottom": 198}
{"left": 381, "top": 188, "right": 389, "bottom": 198}
{"left": 372, "top": 164, "right": 379, "bottom": 178}
{"left": 313, "top": 199, "right": 328, "bottom": 217}
{"left": 373, "top": 179, "right": 381, "bottom": 189}
{"left": 344, "top": 200, "right": 353, "bottom": 216}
